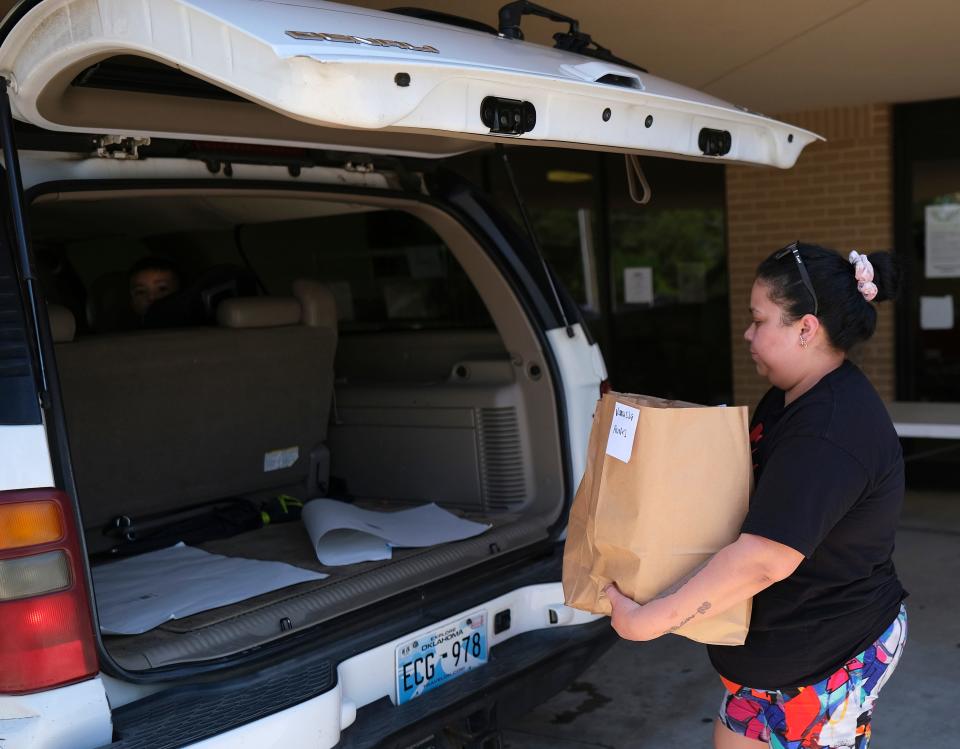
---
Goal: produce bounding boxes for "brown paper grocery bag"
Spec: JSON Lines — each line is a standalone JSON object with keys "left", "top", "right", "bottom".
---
{"left": 562, "top": 392, "right": 753, "bottom": 646}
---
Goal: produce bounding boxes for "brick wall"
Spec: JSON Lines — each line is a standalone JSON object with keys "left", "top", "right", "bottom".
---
{"left": 726, "top": 104, "right": 895, "bottom": 410}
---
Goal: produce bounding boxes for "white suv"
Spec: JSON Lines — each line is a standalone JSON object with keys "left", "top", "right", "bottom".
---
{"left": 0, "top": 1, "right": 817, "bottom": 747}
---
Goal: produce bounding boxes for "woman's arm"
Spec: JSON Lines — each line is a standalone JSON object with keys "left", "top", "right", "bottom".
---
{"left": 604, "top": 533, "right": 804, "bottom": 641}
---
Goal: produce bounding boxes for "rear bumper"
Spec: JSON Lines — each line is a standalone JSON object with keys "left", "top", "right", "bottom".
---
{"left": 163, "top": 616, "right": 616, "bottom": 749}
{"left": 98, "top": 577, "right": 614, "bottom": 749}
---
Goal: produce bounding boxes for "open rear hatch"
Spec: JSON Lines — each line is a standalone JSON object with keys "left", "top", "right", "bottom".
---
{"left": 0, "top": 0, "right": 821, "bottom": 164}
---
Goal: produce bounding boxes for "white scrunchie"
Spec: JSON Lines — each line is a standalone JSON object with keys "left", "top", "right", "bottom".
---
{"left": 848, "top": 251, "right": 878, "bottom": 302}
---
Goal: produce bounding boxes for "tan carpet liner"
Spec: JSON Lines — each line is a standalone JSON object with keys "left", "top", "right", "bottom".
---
{"left": 101, "top": 510, "right": 548, "bottom": 670}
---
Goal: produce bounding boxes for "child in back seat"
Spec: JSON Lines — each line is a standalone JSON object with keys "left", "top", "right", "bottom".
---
{"left": 128, "top": 256, "right": 182, "bottom": 319}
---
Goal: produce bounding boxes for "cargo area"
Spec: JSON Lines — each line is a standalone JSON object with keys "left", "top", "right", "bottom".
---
{"left": 35, "top": 187, "right": 567, "bottom": 670}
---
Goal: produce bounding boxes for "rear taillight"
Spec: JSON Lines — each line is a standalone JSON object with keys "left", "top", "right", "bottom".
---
{"left": 0, "top": 489, "right": 97, "bottom": 694}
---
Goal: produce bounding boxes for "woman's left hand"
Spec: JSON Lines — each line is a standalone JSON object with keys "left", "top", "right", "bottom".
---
{"left": 604, "top": 583, "right": 658, "bottom": 641}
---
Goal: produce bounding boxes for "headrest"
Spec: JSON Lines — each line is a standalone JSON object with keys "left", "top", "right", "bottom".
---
{"left": 292, "top": 280, "right": 337, "bottom": 329}
{"left": 216, "top": 297, "right": 301, "bottom": 328}
{"left": 48, "top": 304, "right": 76, "bottom": 343}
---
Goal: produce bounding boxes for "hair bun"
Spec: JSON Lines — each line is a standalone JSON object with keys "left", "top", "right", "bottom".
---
{"left": 863, "top": 251, "right": 902, "bottom": 303}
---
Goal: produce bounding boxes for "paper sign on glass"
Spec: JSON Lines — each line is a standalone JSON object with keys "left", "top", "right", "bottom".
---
{"left": 920, "top": 295, "right": 955, "bottom": 330}
{"left": 605, "top": 402, "right": 639, "bottom": 463}
{"left": 925, "top": 204, "right": 960, "bottom": 278}
{"left": 624, "top": 267, "right": 654, "bottom": 305}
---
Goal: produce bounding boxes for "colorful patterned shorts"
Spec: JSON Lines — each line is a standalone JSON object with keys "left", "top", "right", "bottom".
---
{"left": 718, "top": 604, "right": 907, "bottom": 749}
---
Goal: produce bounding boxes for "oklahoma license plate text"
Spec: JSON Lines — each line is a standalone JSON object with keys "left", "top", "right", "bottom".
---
{"left": 395, "top": 611, "right": 488, "bottom": 705}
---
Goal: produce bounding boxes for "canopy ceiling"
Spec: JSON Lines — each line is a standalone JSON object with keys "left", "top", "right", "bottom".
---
{"left": 350, "top": 0, "right": 960, "bottom": 115}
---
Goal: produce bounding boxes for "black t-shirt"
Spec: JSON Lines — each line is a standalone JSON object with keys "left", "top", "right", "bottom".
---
{"left": 707, "top": 360, "right": 906, "bottom": 690}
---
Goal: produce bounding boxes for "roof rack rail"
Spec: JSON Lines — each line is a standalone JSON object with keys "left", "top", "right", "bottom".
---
{"left": 497, "top": 1, "right": 647, "bottom": 72}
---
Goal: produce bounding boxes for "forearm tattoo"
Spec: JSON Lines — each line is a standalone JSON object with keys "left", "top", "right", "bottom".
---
{"left": 662, "top": 601, "right": 712, "bottom": 635}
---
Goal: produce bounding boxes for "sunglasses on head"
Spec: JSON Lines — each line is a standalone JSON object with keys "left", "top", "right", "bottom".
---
{"left": 774, "top": 240, "right": 819, "bottom": 317}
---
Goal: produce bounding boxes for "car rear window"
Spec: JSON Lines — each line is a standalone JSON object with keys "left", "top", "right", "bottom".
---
{"left": 38, "top": 204, "right": 495, "bottom": 334}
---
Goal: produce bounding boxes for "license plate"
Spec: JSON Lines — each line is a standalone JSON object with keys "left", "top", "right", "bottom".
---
{"left": 395, "top": 611, "right": 488, "bottom": 705}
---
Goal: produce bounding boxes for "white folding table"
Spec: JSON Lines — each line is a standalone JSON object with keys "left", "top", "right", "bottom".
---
{"left": 886, "top": 402, "right": 960, "bottom": 439}
{"left": 886, "top": 402, "right": 960, "bottom": 462}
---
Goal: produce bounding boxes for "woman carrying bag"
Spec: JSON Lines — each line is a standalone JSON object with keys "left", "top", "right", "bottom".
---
{"left": 605, "top": 242, "right": 908, "bottom": 749}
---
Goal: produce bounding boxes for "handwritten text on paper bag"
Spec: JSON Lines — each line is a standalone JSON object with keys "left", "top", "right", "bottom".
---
{"left": 606, "top": 402, "right": 640, "bottom": 463}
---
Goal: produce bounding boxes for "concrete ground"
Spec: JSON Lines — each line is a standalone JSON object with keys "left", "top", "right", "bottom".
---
{"left": 504, "top": 490, "right": 959, "bottom": 748}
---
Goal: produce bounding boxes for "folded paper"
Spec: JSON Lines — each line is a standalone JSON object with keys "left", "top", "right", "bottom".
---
{"left": 93, "top": 543, "right": 326, "bottom": 635}
{"left": 303, "top": 499, "right": 490, "bottom": 566}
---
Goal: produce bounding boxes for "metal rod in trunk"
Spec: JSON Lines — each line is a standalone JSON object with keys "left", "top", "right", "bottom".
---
{"left": 0, "top": 77, "right": 49, "bottom": 406}
{"left": 495, "top": 143, "right": 575, "bottom": 338}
